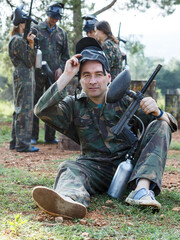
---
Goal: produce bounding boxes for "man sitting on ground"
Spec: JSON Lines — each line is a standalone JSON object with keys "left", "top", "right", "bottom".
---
{"left": 32, "top": 37, "right": 177, "bottom": 219}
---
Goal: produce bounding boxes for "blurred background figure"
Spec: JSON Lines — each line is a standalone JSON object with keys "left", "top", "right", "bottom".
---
{"left": 8, "top": 5, "right": 39, "bottom": 152}
{"left": 82, "top": 14, "right": 98, "bottom": 38}
{"left": 95, "top": 20, "right": 122, "bottom": 81}
{"left": 31, "top": 1, "right": 70, "bottom": 145}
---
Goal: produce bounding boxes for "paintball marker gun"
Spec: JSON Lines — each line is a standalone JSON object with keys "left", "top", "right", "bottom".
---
{"left": 23, "top": 0, "right": 38, "bottom": 40}
{"left": 107, "top": 64, "right": 162, "bottom": 199}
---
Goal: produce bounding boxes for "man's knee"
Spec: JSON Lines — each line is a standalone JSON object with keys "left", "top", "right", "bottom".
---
{"left": 146, "top": 120, "right": 171, "bottom": 136}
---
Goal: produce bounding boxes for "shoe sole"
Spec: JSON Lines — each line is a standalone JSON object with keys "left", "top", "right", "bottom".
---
{"left": 125, "top": 197, "right": 161, "bottom": 209}
{"left": 32, "top": 186, "right": 87, "bottom": 219}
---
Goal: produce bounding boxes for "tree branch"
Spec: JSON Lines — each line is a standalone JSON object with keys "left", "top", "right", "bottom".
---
{"left": 5, "top": 0, "right": 14, "bottom": 8}
{"left": 93, "top": 0, "right": 118, "bottom": 16}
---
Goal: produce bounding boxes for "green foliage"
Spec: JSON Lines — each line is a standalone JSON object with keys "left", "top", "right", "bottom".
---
{"left": 8, "top": 214, "right": 28, "bottom": 236}
{"left": 156, "top": 89, "right": 165, "bottom": 110}
{"left": 123, "top": 0, "right": 177, "bottom": 15}
{"left": 155, "top": 58, "right": 180, "bottom": 95}
{"left": 0, "top": 101, "right": 13, "bottom": 120}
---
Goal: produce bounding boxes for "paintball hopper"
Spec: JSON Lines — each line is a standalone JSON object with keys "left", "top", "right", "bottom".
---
{"left": 12, "top": 4, "right": 38, "bottom": 26}
{"left": 107, "top": 69, "right": 131, "bottom": 103}
{"left": 76, "top": 37, "right": 110, "bottom": 73}
{"left": 12, "top": 4, "right": 27, "bottom": 26}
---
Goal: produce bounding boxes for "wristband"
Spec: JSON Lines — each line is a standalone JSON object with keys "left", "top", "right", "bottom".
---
{"left": 156, "top": 108, "right": 164, "bottom": 119}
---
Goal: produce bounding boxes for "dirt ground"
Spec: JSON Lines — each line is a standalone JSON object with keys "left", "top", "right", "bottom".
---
{"left": 1, "top": 129, "right": 180, "bottom": 224}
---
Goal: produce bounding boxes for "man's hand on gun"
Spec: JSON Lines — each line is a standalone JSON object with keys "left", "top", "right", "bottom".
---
{"left": 140, "top": 97, "right": 160, "bottom": 116}
{"left": 140, "top": 97, "right": 170, "bottom": 124}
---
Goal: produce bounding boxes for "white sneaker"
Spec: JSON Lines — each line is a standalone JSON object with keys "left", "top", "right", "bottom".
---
{"left": 125, "top": 188, "right": 161, "bottom": 209}
{"left": 32, "top": 186, "right": 87, "bottom": 218}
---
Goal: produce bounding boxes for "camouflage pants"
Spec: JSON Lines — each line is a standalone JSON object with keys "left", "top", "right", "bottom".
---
{"left": 32, "top": 71, "right": 55, "bottom": 141}
{"left": 10, "top": 68, "right": 35, "bottom": 151}
{"left": 53, "top": 120, "right": 171, "bottom": 207}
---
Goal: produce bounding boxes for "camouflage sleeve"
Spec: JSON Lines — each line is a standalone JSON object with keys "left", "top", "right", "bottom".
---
{"left": 166, "top": 112, "right": 178, "bottom": 132}
{"left": 59, "top": 30, "right": 70, "bottom": 70}
{"left": 34, "top": 82, "right": 79, "bottom": 142}
{"left": 12, "top": 36, "right": 36, "bottom": 68}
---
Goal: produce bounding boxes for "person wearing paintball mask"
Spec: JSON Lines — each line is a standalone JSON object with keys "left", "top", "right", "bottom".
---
{"left": 31, "top": 1, "right": 70, "bottom": 145}
{"left": 8, "top": 5, "right": 39, "bottom": 152}
{"left": 82, "top": 14, "right": 98, "bottom": 38}
{"left": 32, "top": 37, "right": 177, "bottom": 219}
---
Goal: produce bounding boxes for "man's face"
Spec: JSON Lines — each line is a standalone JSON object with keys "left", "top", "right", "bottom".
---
{"left": 86, "top": 30, "right": 96, "bottom": 38}
{"left": 80, "top": 60, "right": 111, "bottom": 104}
{"left": 47, "top": 16, "right": 58, "bottom": 28}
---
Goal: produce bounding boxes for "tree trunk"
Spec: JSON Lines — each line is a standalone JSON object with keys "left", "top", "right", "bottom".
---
{"left": 72, "top": 0, "right": 83, "bottom": 46}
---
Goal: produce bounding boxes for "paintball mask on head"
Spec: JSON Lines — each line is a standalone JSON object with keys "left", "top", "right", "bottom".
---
{"left": 12, "top": 4, "right": 27, "bottom": 26}
{"left": 82, "top": 14, "right": 98, "bottom": 32}
{"left": 46, "top": 2, "right": 64, "bottom": 20}
{"left": 76, "top": 37, "right": 110, "bottom": 77}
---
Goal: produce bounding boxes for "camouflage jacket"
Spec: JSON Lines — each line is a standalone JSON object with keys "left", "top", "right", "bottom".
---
{"left": 34, "top": 21, "right": 70, "bottom": 73}
{"left": 8, "top": 33, "right": 36, "bottom": 69}
{"left": 102, "top": 38, "right": 122, "bottom": 80}
{"left": 35, "top": 83, "right": 178, "bottom": 159}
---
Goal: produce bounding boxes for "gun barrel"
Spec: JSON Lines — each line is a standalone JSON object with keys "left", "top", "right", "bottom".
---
{"left": 141, "top": 64, "right": 162, "bottom": 94}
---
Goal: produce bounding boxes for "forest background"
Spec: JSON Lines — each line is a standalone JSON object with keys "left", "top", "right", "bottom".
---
{"left": 0, "top": 0, "right": 180, "bottom": 103}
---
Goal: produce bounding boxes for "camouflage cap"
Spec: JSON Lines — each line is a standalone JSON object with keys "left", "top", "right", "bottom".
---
{"left": 76, "top": 37, "right": 110, "bottom": 73}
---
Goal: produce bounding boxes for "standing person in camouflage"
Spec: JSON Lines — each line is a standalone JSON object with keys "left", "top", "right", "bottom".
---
{"left": 32, "top": 37, "right": 177, "bottom": 219}
{"left": 82, "top": 14, "right": 98, "bottom": 38}
{"left": 8, "top": 5, "right": 39, "bottom": 152}
{"left": 31, "top": 2, "right": 70, "bottom": 145}
{"left": 95, "top": 20, "right": 122, "bottom": 81}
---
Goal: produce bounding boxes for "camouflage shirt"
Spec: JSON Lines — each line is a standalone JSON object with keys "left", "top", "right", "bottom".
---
{"left": 34, "top": 21, "right": 70, "bottom": 73}
{"left": 35, "top": 83, "right": 178, "bottom": 159}
{"left": 102, "top": 38, "right": 122, "bottom": 81}
{"left": 8, "top": 33, "right": 36, "bottom": 69}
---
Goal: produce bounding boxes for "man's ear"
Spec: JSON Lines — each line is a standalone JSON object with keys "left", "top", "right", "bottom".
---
{"left": 107, "top": 73, "right": 111, "bottom": 84}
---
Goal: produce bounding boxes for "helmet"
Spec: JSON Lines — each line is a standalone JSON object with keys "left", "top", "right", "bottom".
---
{"left": 82, "top": 14, "right": 98, "bottom": 32}
{"left": 12, "top": 4, "right": 27, "bottom": 26}
{"left": 46, "top": 2, "right": 64, "bottom": 20}
{"left": 76, "top": 37, "right": 110, "bottom": 73}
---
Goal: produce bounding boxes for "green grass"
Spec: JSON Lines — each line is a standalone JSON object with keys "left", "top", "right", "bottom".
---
{"left": 0, "top": 163, "right": 179, "bottom": 239}
{"left": 170, "top": 141, "right": 180, "bottom": 150}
